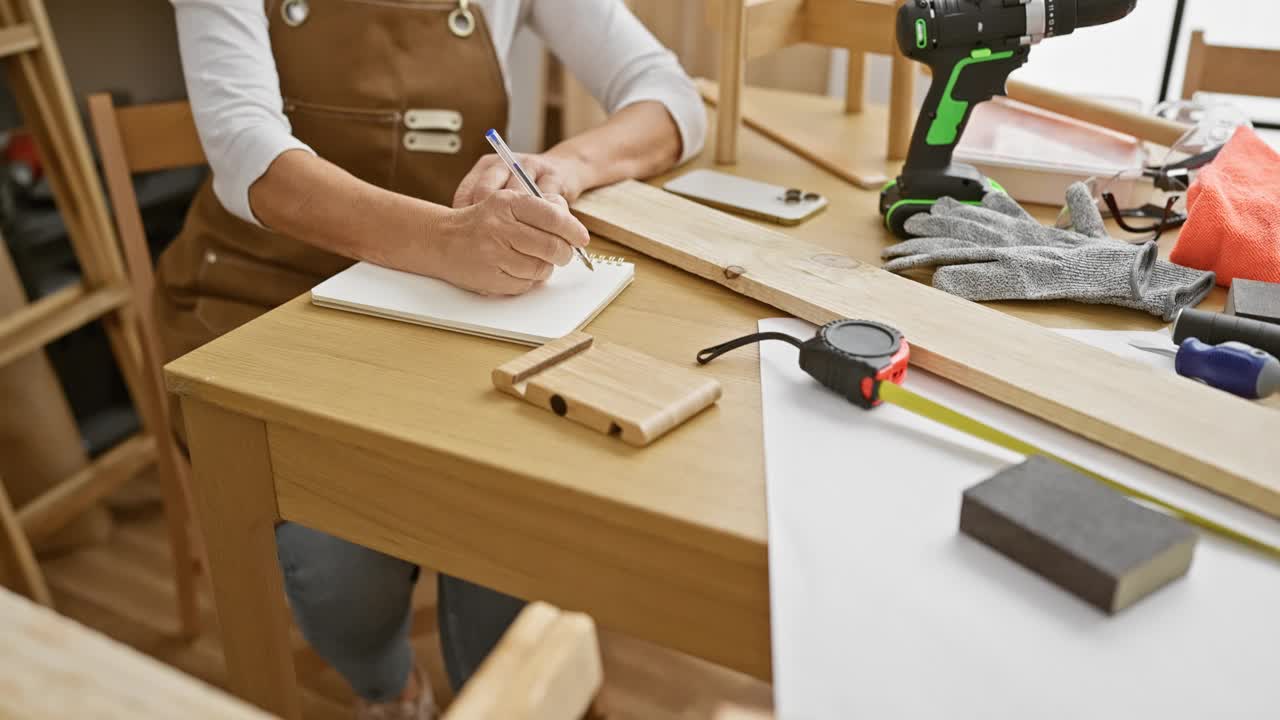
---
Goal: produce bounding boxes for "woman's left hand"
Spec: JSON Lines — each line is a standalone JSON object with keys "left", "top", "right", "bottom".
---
{"left": 453, "top": 152, "right": 591, "bottom": 208}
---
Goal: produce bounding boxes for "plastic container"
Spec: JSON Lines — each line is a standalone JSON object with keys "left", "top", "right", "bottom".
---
{"left": 955, "top": 96, "right": 1149, "bottom": 207}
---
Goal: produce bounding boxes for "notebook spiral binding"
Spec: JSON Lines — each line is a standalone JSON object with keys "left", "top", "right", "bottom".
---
{"left": 587, "top": 253, "right": 628, "bottom": 266}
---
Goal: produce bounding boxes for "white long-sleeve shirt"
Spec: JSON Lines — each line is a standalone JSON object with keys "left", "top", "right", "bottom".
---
{"left": 171, "top": 0, "right": 706, "bottom": 225}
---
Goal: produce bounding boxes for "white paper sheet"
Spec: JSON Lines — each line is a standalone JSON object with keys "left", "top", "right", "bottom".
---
{"left": 759, "top": 318, "right": 1280, "bottom": 720}
{"left": 310, "top": 259, "right": 633, "bottom": 345}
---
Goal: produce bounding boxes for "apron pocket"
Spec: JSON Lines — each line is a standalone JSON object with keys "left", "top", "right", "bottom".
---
{"left": 195, "top": 246, "right": 320, "bottom": 309}
{"left": 284, "top": 99, "right": 401, "bottom": 190}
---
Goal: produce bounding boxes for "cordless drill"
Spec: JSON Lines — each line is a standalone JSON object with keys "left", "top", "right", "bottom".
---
{"left": 880, "top": 0, "right": 1138, "bottom": 238}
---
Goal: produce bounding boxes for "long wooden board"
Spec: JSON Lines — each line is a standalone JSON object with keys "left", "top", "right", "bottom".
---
{"left": 572, "top": 180, "right": 1280, "bottom": 517}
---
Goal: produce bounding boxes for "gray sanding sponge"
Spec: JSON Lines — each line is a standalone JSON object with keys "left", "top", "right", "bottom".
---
{"left": 960, "top": 456, "right": 1197, "bottom": 614}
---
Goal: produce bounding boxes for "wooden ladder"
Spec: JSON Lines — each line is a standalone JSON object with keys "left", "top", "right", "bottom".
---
{"left": 0, "top": 0, "right": 198, "bottom": 636}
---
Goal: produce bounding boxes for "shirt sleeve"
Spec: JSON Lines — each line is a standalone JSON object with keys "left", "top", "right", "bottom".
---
{"left": 527, "top": 0, "right": 706, "bottom": 164}
{"left": 171, "top": 0, "right": 314, "bottom": 226}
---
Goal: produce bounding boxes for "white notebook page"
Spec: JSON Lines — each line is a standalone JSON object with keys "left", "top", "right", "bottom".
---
{"left": 310, "top": 258, "right": 633, "bottom": 345}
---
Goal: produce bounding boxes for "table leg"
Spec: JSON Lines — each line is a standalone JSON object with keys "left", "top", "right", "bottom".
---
{"left": 181, "top": 398, "right": 300, "bottom": 720}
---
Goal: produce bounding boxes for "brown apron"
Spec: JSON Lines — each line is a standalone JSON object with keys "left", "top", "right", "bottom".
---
{"left": 154, "top": 0, "right": 509, "bottom": 369}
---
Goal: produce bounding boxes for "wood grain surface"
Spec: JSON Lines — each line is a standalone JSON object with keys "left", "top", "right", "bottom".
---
{"left": 0, "top": 587, "right": 271, "bottom": 719}
{"left": 572, "top": 179, "right": 1280, "bottom": 516}
{"left": 493, "top": 332, "right": 723, "bottom": 446}
{"left": 165, "top": 110, "right": 1260, "bottom": 701}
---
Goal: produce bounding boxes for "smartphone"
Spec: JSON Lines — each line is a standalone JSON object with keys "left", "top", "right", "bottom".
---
{"left": 663, "top": 169, "right": 828, "bottom": 226}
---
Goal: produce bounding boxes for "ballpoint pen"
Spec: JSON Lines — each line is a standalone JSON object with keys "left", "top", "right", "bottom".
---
{"left": 485, "top": 128, "right": 594, "bottom": 271}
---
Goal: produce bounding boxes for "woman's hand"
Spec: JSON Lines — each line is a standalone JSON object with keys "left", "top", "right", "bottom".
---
{"left": 453, "top": 153, "right": 592, "bottom": 208}
{"left": 422, "top": 190, "right": 590, "bottom": 296}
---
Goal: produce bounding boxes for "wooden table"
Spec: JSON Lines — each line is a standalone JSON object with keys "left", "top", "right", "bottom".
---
{"left": 0, "top": 586, "right": 271, "bottom": 719}
{"left": 166, "top": 99, "right": 1220, "bottom": 719}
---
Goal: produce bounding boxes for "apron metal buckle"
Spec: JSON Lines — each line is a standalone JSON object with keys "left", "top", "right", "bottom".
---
{"left": 281, "top": 0, "right": 309, "bottom": 27}
{"left": 448, "top": 0, "right": 475, "bottom": 38}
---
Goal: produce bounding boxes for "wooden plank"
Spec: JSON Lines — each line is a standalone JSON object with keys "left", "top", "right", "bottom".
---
{"left": 0, "top": 587, "right": 272, "bottom": 720}
{"left": 1182, "top": 30, "right": 1209, "bottom": 100}
{"left": 803, "top": 0, "right": 897, "bottom": 55}
{"left": 571, "top": 180, "right": 1280, "bottom": 516}
{"left": 699, "top": 80, "right": 891, "bottom": 189}
{"left": 1182, "top": 31, "right": 1280, "bottom": 100}
{"left": 704, "top": 0, "right": 897, "bottom": 57}
{"left": 17, "top": 434, "right": 155, "bottom": 543}
{"left": 703, "top": 0, "right": 805, "bottom": 61}
{"left": 0, "top": 479, "right": 51, "bottom": 606}
{"left": 0, "top": 283, "right": 131, "bottom": 368}
{"left": 182, "top": 398, "right": 300, "bottom": 720}
{"left": 445, "top": 603, "right": 604, "bottom": 720}
{"left": 114, "top": 100, "right": 206, "bottom": 173}
{"left": 0, "top": 22, "right": 36, "bottom": 57}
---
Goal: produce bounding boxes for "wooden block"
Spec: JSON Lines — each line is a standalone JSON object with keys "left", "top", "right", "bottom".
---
{"left": 1226, "top": 279, "right": 1280, "bottom": 326}
{"left": 493, "top": 332, "right": 722, "bottom": 446}
{"left": 571, "top": 180, "right": 1280, "bottom": 517}
{"left": 445, "top": 602, "right": 604, "bottom": 720}
{"left": 960, "top": 457, "right": 1197, "bottom": 614}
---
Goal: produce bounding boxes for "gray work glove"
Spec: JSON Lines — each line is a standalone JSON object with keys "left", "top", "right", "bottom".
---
{"left": 883, "top": 236, "right": 1159, "bottom": 307}
{"left": 883, "top": 184, "right": 1215, "bottom": 321}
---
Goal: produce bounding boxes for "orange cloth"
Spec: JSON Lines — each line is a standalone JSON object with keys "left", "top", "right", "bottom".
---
{"left": 1170, "top": 126, "right": 1280, "bottom": 287}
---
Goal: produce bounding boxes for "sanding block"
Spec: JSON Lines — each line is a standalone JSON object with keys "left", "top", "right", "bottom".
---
{"left": 1226, "top": 279, "right": 1280, "bottom": 326}
{"left": 960, "top": 456, "right": 1197, "bottom": 614}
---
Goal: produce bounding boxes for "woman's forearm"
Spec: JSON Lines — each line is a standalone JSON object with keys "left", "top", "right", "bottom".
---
{"left": 248, "top": 149, "right": 448, "bottom": 273}
{"left": 544, "top": 100, "right": 682, "bottom": 193}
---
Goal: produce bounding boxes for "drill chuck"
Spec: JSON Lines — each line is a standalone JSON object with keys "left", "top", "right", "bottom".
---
{"left": 1076, "top": 0, "right": 1139, "bottom": 29}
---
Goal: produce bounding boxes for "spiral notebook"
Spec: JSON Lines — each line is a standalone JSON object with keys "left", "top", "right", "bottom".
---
{"left": 310, "top": 255, "right": 634, "bottom": 346}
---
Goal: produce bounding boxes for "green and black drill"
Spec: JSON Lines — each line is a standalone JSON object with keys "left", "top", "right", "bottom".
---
{"left": 880, "top": 0, "right": 1138, "bottom": 238}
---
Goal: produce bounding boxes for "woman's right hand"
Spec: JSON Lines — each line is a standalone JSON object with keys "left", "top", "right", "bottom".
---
{"left": 424, "top": 189, "right": 590, "bottom": 295}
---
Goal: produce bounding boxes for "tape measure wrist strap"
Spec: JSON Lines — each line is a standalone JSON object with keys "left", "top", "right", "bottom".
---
{"left": 696, "top": 331, "right": 804, "bottom": 365}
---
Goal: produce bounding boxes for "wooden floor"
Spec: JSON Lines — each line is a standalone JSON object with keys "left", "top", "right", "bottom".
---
{"left": 37, "top": 502, "right": 773, "bottom": 720}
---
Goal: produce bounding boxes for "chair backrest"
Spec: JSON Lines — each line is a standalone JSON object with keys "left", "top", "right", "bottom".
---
{"left": 1183, "top": 30, "right": 1280, "bottom": 101}
{"left": 86, "top": 95, "right": 205, "bottom": 305}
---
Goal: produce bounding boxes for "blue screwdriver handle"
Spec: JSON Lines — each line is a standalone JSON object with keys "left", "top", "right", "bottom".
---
{"left": 1176, "top": 338, "right": 1280, "bottom": 400}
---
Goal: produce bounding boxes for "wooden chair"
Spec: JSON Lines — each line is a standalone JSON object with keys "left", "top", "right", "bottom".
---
{"left": 708, "top": 0, "right": 915, "bottom": 165}
{"left": 0, "top": 478, "right": 52, "bottom": 606}
{"left": 1183, "top": 30, "right": 1280, "bottom": 101}
{"left": 444, "top": 602, "right": 606, "bottom": 720}
{"left": 0, "top": 0, "right": 198, "bottom": 636}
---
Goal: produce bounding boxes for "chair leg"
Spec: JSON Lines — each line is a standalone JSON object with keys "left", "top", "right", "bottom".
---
{"left": 887, "top": 51, "right": 916, "bottom": 161}
{"left": 104, "top": 310, "right": 202, "bottom": 638}
{"left": 844, "top": 51, "right": 865, "bottom": 114}
{"left": 0, "top": 479, "right": 53, "bottom": 607}
{"left": 716, "top": 0, "right": 746, "bottom": 164}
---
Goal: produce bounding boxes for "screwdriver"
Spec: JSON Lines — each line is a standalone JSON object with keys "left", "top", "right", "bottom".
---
{"left": 1130, "top": 338, "right": 1280, "bottom": 400}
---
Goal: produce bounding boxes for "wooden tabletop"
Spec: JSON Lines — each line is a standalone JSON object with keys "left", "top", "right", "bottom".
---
{"left": 0, "top": 587, "right": 272, "bottom": 719}
{"left": 165, "top": 96, "right": 1222, "bottom": 682}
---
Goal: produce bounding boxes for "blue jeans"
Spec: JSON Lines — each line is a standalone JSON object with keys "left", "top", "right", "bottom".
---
{"left": 275, "top": 523, "right": 526, "bottom": 702}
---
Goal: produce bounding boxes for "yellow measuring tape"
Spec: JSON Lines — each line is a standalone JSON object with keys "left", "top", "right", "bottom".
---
{"left": 878, "top": 382, "right": 1280, "bottom": 561}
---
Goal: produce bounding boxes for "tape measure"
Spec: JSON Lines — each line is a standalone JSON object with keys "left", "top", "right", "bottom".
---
{"left": 697, "top": 319, "right": 1279, "bottom": 561}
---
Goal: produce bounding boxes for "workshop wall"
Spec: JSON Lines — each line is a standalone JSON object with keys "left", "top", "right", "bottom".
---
{"left": 47, "top": 0, "right": 187, "bottom": 112}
